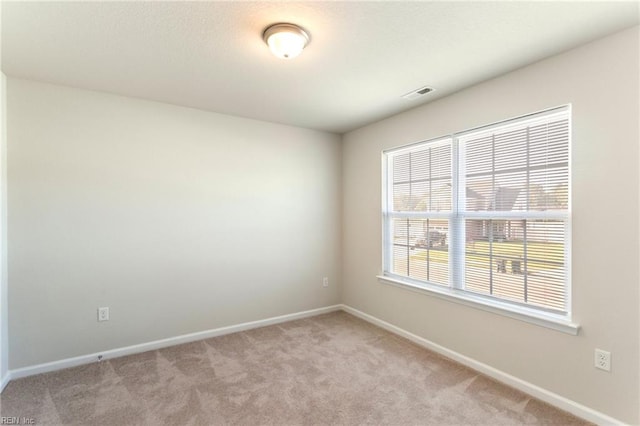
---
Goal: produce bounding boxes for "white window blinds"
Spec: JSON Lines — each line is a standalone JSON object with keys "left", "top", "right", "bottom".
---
{"left": 458, "top": 109, "right": 570, "bottom": 312}
{"left": 386, "top": 138, "right": 453, "bottom": 287}
{"left": 384, "top": 106, "right": 570, "bottom": 315}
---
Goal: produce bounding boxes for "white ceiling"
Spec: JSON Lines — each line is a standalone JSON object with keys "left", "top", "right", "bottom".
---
{"left": 2, "top": 1, "right": 638, "bottom": 134}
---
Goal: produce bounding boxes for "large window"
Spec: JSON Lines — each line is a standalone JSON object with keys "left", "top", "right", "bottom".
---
{"left": 382, "top": 106, "right": 572, "bottom": 329}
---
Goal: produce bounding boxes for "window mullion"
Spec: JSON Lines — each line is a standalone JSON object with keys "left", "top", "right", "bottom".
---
{"left": 383, "top": 154, "right": 393, "bottom": 274}
{"left": 406, "top": 219, "right": 410, "bottom": 277}
{"left": 489, "top": 219, "right": 494, "bottom": 295}
{"left": 523, "top": 126, "right": 531, "bottom": 302}
{"left": 451, "top": 138, "right": 464, "bottom": 290}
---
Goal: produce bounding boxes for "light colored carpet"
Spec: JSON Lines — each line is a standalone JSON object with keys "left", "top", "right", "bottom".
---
{"left": 0, "top": 311, "right": 589, "bottom": 425}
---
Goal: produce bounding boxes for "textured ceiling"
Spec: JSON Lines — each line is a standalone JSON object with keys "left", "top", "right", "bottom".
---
{"left": 2, "top": 1, "right": 638, "bottom": 134}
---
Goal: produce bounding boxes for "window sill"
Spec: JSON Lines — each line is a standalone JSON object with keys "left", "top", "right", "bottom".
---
{"left": 376, "top": 275, "right": 580, "bottom": 335}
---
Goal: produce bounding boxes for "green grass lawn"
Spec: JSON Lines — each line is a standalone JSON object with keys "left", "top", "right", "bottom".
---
{"left": 409, "top": 240, "right": 564, "bottom": 273}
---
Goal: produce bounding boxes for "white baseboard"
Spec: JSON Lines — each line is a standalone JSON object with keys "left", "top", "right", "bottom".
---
{"left": 2, "top": 303, "right": 625, "bottom": 425}
{"left": 8, "top": 304, "right": 341, "bottom": 382}
{"left": 0, "top": 372, "right": 10, "bottom": 392}
{"left": 339, "top": 304, "right": 622, "bottom": 426}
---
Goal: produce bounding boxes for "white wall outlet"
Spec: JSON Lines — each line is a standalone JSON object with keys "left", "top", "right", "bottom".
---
{"left": 98, "top": 307, "right": 110, "bottom": 322}
{"left": 594, "top": 348, "right": 611, "bottom": 372}
{"left": 322, "top": 277, "right": 329, "bottom": 287}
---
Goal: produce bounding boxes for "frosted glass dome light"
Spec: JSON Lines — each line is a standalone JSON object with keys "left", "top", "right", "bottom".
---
{"left": 263, "top": 23, "right": 310, "bottom": 59}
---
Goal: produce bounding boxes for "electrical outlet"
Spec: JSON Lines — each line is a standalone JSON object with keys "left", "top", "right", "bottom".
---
{"left": 322, "top": 277, "right": 329, "bottom": 287}
{"left": 594, "top": 349, "right": 611, "bottom": 372}
{"left": 98, "top": 307, "right": 110, "bottom": 322}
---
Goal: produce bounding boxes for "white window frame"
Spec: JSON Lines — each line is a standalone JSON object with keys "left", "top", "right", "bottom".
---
{"left": 379, "top": 105, "right": 578, "bottom": 335}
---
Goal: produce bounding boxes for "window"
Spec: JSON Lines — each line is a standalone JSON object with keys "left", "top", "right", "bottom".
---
{"left": 382, "top": 106, "right": 573, "bottom": 331}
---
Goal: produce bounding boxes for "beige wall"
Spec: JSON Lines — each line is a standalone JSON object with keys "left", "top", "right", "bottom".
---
{"left": 7, "top": 79, "right": 342, "bottom": 369}
{"left": 1, "top": 72, "right": 7, "bottom": 382}
{"left": 342, "top": 26, "right": 639, "bottom": 423}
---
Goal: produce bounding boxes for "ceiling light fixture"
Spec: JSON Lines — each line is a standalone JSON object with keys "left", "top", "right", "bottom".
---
{"left": 263, "top": 23, "right": 310, "bottom": 59}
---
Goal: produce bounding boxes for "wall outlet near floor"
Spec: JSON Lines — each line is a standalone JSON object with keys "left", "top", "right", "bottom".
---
{"left": 98, "top": 307, "right": 110, "bottom": 322}
{"left": 322, "top": 277, "right": 329, "bottom": 287}
{"left": 594, "top": 348, "right": 611, "bottom": 371}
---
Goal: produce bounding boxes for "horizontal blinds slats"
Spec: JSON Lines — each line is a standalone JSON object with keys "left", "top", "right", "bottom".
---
{"left": 385, "top": 106, "right": 570, "bottom": 314}
{"left": 464, "top": 219, "right": 566, "bottom": 311}
{"left": 462, "top": 115, "right": 569, "bottom": 213}
{"left": 391, "top": 140, "right": 452, "bottom": 213}
{"left": 459, "top": 109, "right": 569, "bottom": 312}
{"left": 454, "top": 106, "right": 569, "bottom": 141}
{"left": 391, "top": 218, "right": 449, "bottom": 286}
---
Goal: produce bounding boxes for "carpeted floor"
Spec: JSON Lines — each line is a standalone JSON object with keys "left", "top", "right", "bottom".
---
{"left": 0, "top": 311, "right": 589, "bottom": 425}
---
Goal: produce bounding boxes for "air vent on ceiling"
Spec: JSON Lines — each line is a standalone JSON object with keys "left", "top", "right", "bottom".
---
{"left": 402, "top": 86, "right": 434, "bottom": 100}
